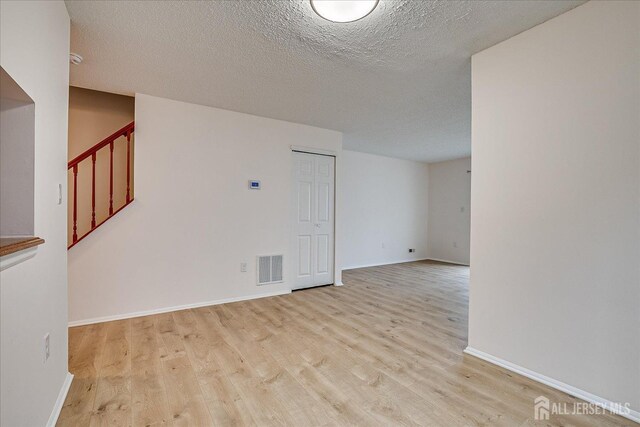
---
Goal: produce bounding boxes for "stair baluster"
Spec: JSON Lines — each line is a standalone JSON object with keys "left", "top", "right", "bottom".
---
{"left": 109, "top": 141, "right": 114, "bottom": 215}
{"left": 72, "top": 164, "right": 78, "bottom": 243}
{"left": 126, "top": 129, "right": 131, "bottom": 203}
{"left": 91, "top": 153, "right": 96, "bottom": 228}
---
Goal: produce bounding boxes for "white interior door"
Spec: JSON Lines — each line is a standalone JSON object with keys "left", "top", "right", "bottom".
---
{"left": 292, "top": 151, "right": 335, "bottom": 290}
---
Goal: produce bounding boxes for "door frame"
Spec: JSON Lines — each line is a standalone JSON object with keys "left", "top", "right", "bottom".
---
{"left": 290, "top": 145, "right": 341, "bottom": 290}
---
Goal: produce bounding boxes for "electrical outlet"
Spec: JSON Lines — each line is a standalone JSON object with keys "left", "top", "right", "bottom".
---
{"left": 381, "top": 242, "right": 385, "bottom": 249}
{"left": 240, "top": 262, "right": 247, "bottom": 273}
{"left": 460, "top": 206, "right": 465, "bottom": 213}
{"left": 408, "top": 248, "right": 415, "bottom": 253}
{"left": 44, "top": 333, "right": 50, "bottom": 363}
{"left": 453, "top": 242, "right": 457, "bottom": 248}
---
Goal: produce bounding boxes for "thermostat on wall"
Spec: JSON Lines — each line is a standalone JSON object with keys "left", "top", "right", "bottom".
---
{"left": 248, "top": 180, "right": 261, "bottom": 190}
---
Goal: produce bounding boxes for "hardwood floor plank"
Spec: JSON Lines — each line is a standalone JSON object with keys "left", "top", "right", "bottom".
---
{"left": 60, "top": 261, "right": 633, "bottom": 426}
{"left": 172, "top": 309, "right": 255, "bottom": 427}
{"left": 198, "top": 305, "right": 305, "bottom": 425}
{"left": 58, "top": 323, "right": 109, "bottom": 423}
{"left": 263, "top": 294, "right": 476, "bottom": 426}
{"left": 156, "top": 313, "right": 213, "bottom": 426}
{"left": 90, "top": 320, "right": 132, "bottom": 427}
{"left": 131, "top": 316, "right": 172, "bottom": 427}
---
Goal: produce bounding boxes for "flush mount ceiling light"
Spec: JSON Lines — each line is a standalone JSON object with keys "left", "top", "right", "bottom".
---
{"left": 310, "top": 0, "right": 378, "bottom": 23}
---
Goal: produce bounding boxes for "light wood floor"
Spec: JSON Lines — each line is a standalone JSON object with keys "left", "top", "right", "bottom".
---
{"left": 58, "top": 261, "right": 632, "bottom": 426}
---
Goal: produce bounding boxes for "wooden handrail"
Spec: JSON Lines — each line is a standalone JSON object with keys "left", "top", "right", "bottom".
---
{"left": 68, "top": 121, "right": 134, "bottom": 249}
{"left": 68, "top": 121, "right": 134, "bottom": 169}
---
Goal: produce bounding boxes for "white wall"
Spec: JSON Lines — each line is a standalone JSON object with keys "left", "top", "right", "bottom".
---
{"left": 68, "top": 94, "right": 342, "bottom": 324}
{"left": 427, "top": 157, "right": 471, "bottom": 265}
{"left": 0, "top": 1, "right": 70, "bottom": 426}
{"left": 470, "top": 0, "right": 639, "bottom": 416}
{"left": 0, "top": 97, "right": 35, "bottom": 236}
{"left": 341, "top": 150, "right": 429, "bottom": 269}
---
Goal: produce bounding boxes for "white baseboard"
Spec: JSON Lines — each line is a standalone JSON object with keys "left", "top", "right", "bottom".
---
{"left": 68, "top": 289, "right": 291, "bottom": 327}
{"left": 425, "top": 257, "right": 470, "bottom": 266}
{"left": 464, "top": 347, "right": 640, "bottom": 423}
{"left": 46, "top": 372, "right": 73, "bottom": 427}
{"left": 342, "top": 258, "right": 430, "bottom": 271}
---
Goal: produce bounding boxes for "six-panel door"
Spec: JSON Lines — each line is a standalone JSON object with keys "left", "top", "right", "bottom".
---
{"left": 292, "top": 151, "right": 335, "bottom": 290}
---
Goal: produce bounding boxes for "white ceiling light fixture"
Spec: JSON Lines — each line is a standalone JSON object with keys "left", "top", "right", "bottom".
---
{"left": 310, "top": 0, "right": 379, "bottom": 23}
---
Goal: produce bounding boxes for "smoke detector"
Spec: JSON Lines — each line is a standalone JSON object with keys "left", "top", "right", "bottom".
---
{"left": 69, "top": 53, "right": 83, "bottom": 65}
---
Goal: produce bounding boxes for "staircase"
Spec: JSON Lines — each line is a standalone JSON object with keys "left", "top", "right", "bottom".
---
{"left": 68, "top": 122, "right": 134, "bottom": 249}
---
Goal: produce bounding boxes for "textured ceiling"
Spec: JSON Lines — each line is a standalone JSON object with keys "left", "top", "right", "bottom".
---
{"left": 65, "top": 0, "right": 583, "bottom": 162}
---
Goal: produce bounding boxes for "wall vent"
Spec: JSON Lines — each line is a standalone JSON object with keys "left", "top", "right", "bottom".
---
{"left": 257, "top": 255, "right": 283, "bottom": 285}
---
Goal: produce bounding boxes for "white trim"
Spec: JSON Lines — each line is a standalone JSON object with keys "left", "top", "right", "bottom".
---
{"left": 425, "top": 257, "right": 470, "bottom": 266}
{"left": 464, "top": 347, "right": 640, "bottom": 423}
{"left": 68, "top": 290, "right": 291, "bottom": 327}
{"left": 46, "top": 372, "right": 73, "bottom": 427}
{"left": 342, "top": 258, "right": 430, "bottom": 271}
{"left": 0, "top": 246, "right": 38, "bottom": 271}
{"left": 290, "top": 145, "right": 337, "bottom": 157}
{"left": 334, "top": 281, "right": 344, "bottom": 286}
